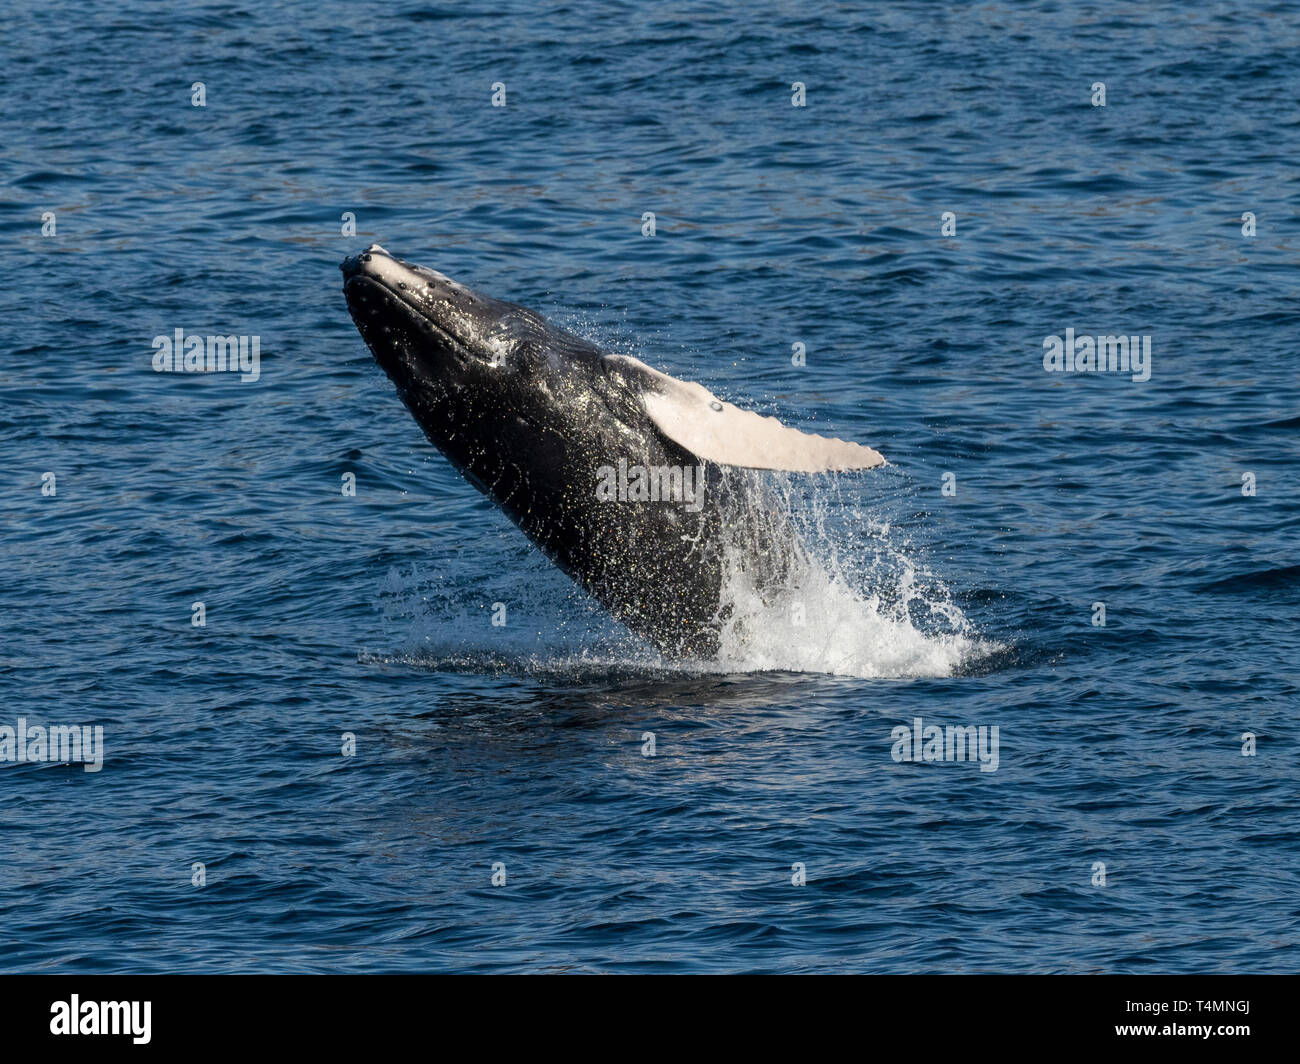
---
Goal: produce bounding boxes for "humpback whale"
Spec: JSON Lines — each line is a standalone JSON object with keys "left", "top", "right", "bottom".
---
{"left": 341, "top": 245, "right": 885, "bottom": 659}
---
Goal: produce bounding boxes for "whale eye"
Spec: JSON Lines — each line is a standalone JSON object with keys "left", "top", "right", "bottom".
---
{"left": 709, "top": 401, "right": 723, "bottom": 412}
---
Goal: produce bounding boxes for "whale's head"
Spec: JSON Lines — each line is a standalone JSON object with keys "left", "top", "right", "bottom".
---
{"left": 341, "top": 244, "right": 614, "bottom": 488}
{"left": 343, "top": 245, "right": 564, "bottom": 391}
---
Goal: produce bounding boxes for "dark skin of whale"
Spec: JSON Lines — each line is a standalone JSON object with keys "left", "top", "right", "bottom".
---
{"left": 341, "top": 246, "right": 883, "bottom": 659}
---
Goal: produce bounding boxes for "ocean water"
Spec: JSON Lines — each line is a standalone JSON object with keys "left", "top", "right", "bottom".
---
{"left": 1, "top": 0, "right": 1297, "bottom": 973}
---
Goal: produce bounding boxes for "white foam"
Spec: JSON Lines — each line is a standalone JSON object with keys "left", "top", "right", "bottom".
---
{"left": 370, "top": 474, "right": 989, "bottom": 681}
{"left": 701, "top": 474, "right": 981, "bottom": 678}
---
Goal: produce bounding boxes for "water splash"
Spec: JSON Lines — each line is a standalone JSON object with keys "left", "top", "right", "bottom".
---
{"left": 706, "top": 471, "right": 983, "bottom": 678}
{"left": 365, "top": 470, "right": 991, "bottom": 680}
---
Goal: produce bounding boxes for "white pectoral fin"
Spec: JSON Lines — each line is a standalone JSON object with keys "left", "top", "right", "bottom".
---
{"left": 607, "top": 355, "right": 886, "bottom": 472}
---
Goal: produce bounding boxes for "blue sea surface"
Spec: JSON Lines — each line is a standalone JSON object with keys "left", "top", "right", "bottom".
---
{"left": 1, "top": 1, "right": 1297, "bottom": 973}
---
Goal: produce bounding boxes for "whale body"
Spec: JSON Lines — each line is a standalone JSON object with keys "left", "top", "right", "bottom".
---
{"left": 341, "top": 245, "right": 885, "bottom": 659}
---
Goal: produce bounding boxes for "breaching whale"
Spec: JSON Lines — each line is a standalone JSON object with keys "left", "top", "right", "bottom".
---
{"left": 341, "top": 245, "right": 885, "bottom": 659}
